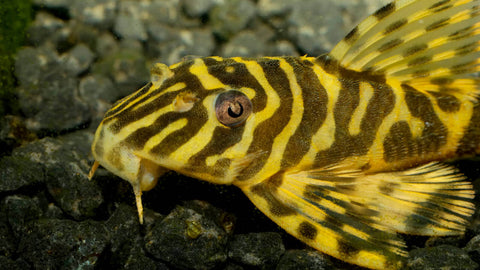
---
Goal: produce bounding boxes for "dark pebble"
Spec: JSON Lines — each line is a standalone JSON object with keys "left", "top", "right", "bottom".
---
{"left": 0, "top": 210, "right": 16, "bottom": 258}
{"left": 276, "top": 249, "right": 334, "bottom": 270}
{"left": 0, "top": 256, "right": 30, "bottom": 270}
{"left": 209, "top": 0, "right": 256, "bottom": 41}
{"left": 92, "top": 46, "right": 149, "bottom": 97}
{"left": 145, "top": 200, "right": 230, "bottom": 269}
{"left": 12, "top": 131, "right": 103, "bottom": 220}
{"left": 15, "top": 47, "right": 91, "bottom": 134}
{"left": 98, "top": 203, "right": 161, "bottom": 269}
{"left": 0, "top": 156, "right": 44, "bottom": 192}
{"left": 18, "top": 219, "right": 109, "bottom": 269}
{"left": 70, "top": 0, "right": 117, "bottom": 29}
{"left": 3, "top": 195, "right": 42, "bottom": 239}
{"left": 59, "top": 43, "right": 95, "bottom": 76}
{"left": 465, "top": 235, "right": 480, "bottom": 264}
{"left": 408, "top": 245, "right": 478, "bottom": 270}
{"left": 26, "top": 11, "right": 65, "bottom": 46}
{"left": 182, "top": 0, "right": 217, "bottom": 18}
{"left": 228, "top": 232, "right": 285, "bottom": 268}
{"left": 146, "top": 24, "right": 215, "bottom": 65}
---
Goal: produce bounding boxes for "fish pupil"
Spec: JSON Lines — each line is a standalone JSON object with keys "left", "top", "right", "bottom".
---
{"left": 228, "top": 101, "right": 243, "bottom": 118}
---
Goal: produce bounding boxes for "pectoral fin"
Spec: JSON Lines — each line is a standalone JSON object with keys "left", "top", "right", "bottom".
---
{"left": 240, "top": 162, "right": 474, "bottom": 270}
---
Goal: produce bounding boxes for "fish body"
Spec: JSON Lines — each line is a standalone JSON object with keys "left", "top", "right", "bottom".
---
{"left": 89, "top": 0, "right": 480, "bottom": 269}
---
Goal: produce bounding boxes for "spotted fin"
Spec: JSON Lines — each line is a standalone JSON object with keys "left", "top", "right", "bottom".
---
{"left": 241, "top": 162, "right": 474, "bottom": 269}
{"left": 328, "top": 0, "right": 480, "bottom": 99}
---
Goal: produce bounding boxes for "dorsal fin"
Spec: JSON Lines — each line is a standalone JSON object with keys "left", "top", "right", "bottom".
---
{"left": 328, "top": 0, "right": 480, "bottom": 100}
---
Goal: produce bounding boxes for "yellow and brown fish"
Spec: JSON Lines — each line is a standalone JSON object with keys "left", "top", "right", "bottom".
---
{"left": 88, "top": 0, "right": 480, "bottom": 268}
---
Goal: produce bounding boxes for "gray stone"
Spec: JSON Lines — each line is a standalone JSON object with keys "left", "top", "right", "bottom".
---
{"left": 182, "top": 0, "right": 217, "bottom": 17}
{"left": 465, "top": 235, "right": 480, "bottom": 264}
{"left": 258, "top": 0, "right": 345, "bottom": 54}
{"left": 221, "top": 31, "right": 266, "bottom": 58}
{"left": 146, "top": 24, "right": 215, "bottom": 65}
{"left": 3, "top": 196, "right": 42, "bottom": 239}
{"left": 78, "top": 74, "right": 117, "bottom": 129}
{"left": 79, "top": 74, "right": 116, "bottom": 103}
{"left": 145, "top": 201, "right": 230, "bottom": 269}
{"left": 14, "top": 46, "right": 59, "bottom": 88}
{"left": 70, "top": 0, "right": 117, "bottom": 29}
{"left": 210, "top": 0, "right": 257, "bottom": 40}
{"left": 18, "top": 219, "right": 109, "bottom": 269}
{"left": 267, "top": 40, "right": 299, "bottom": 57}
{"left": 408, "top": 245, "right": 478, "bottom": 270}
{"left": 0, "top": 156, "right": 44, "bottom": 192}
{"left": 95, "top": 32, "right": 119, "bottom": 58}
{"left": 32, "top": 0, "right": 70, "bottom": 9}
{"left": 26, "top": 12, "right": 65, "bottom": 46}
{"left": 92, "top": 47, "right": 149, "bottom": 98}
{"left": 99, "top": 204, "right": 161, "bottom": 269}
{"left": 18, "top": 71, "right": 90, "bottom": 134}
{"left": 114, "top": 15, "right": 147, "bottom": 41}
{"left": 59, "top": 43, "right": 95, "bottom": 76}
{"left": 0, "top": 256, "right": 30, "bottom": 270}
{"left": 228, "top": 232, "right": 285, "bottom": 268}
{"left": 15, "top": 46, "right": 91, "bottom": 134}
{"left": 276, "top": 249, "right": 334, "bottom": 270}
{"left": 0, "top": 210, "right": 16, "bottom": 258}
{"left": 12, "top": 131, "right": 103, "bottom": 220}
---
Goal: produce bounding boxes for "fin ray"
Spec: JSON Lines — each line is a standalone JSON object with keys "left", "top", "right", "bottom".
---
{"left": 241, "top": 162, "right": 474, "bottom": 269}
{"left": 328, "top": 0, "right": 480, "bottom": 100}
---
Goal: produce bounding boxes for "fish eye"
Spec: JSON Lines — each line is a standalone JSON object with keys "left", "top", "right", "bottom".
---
{"left": 215, "top": 90, "right": 252, "bottom": 127}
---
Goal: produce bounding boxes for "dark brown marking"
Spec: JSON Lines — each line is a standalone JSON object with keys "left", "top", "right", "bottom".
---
{"left": 251, "top": 172, "right": 296, "bottom": 216}
{"left": 378, "top": 39, "right": 403, "bottom": 52}
{"left": 236, "top": 58, "right": 294, "bottom": 181}
{"left": 325, "top": 215, "right": 343, "bottom": 229}
{"left": 430, "top": 77, "right": 453, "bottom": 85}
{"left": 407, "top": 56, "right": 432, "bottom": 67}
{"left": 316, "top": 55, "right": 387, "bottom": 83}
{"left": 374, "top": 2, "right": 396, "bottom": 20}
{"left": 448, "top": 26, "right": 474, "bottom": 41}
{"left": 315, "top": 81, "right": 395, "bottom": 167}
{"left": 281, "top": 58, "right": 328, "bottom": 169}
{"left": 432, "top": 4, "right": 453, "bottom": 13}
{"left": 338, "top": 239, "right": 360, "bottom": 257}
{"left": 429, "top": 92, "right": 461, "bottom": 112}
{"left": 104, "top": 82, "right": 153, "bottom": 120}
{"left": 345, "top": 26, "right": 359, "bottom": 44}
{"left": 429, "top": 0, "right": 450, "bottom": 10}
{"left": 426, "top": 18, "right": 449, "bottom": 31}
{"left": 383, "top": 85, "right": 448, "bottom": 163}
{"left": 149, "top": 105, "right": 209, "bottom": 156}
{"left": 204, "top": 57, "right": 267, "bottom": 113}
{"left": 383, "top": 121, "right": 413, "bottom": 163}
{"left": 298, "top": 221, "right": 317, "bottom": 240}
{"left": 455, "top": 42, "right": 478, "bottom": 56}
{"left": 105, "top": 61, "right": 196, "bottom": 132}
{"left": 457, "top": 101, "right": 480, "bottom": 156}
{"left": 303, "top": 184, "right": 328, "bottom": 202}
{"left": 379, "top": 182, "right": 399, "bottom": 195}
{"left": 187, "top": 124, "right": 245, "bottom": 176}
{"left": 108, "top": 146, "right": 124, "bottom": 171}
{"left": 385, "top": 19, "right": 407, "bottom": 34}
{"left": 451, "top": 60, "right": 477, "bottom": 74}
{"left": 412, "top": 69, "right": 431, "bottom": 78}
{"left": 403, "top": 44, "right": 428, "bottom": 57}
{"left": 94, "top": 129, "right": 105, "bottom": 158}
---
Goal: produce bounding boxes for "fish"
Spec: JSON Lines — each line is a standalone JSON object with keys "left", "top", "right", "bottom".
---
{"left": 88, "top": 0, "right": 480, "bottom": 269}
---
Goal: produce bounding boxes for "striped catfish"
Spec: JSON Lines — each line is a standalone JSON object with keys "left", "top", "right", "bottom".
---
{"left": 89, "top": 0, "right": 480, "bottom": 268}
